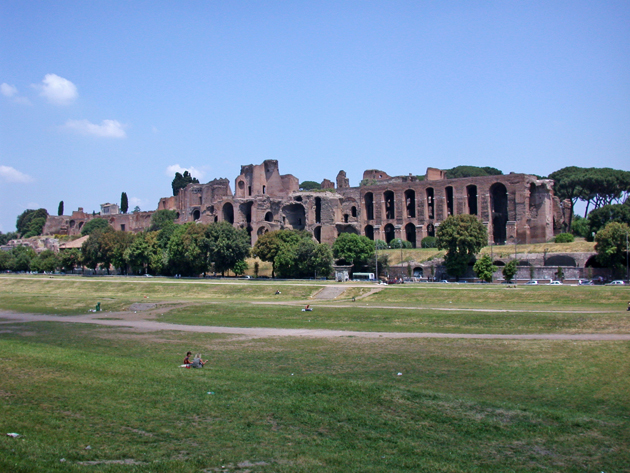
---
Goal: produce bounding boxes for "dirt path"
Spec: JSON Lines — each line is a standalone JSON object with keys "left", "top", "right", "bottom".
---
{"left": 1, "top": 310, "right": 629, "bottom": 341}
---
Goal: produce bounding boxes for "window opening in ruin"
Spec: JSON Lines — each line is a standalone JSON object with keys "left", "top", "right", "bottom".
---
{"left": 265, "top": 211, "right": 273, "bottom": 222}
{"left": 282, "top": 204, "right": 306, "bottom": 230}
{"left": 315, "top": 197, "right": 321, "bottom": 223}
{"left": 364, "top": 225, "right": 374, "bottom": 240}
{"left": 405, "top": 190, "right": 416, "bottom": 218}
{"left": 384, "top": 224, "right": 395, "bottom": 244}
{"left": 294, "top": 196, "right": 303, "bottom": 202}
{"left": 69, "top": 220, "right": 75, "bottom": 228}
{"left": 176, "top": 212, "right": 180, "bottom": 219}
{"left": 364, "top": 192, "right": 374, "bottom": 220}
{"left": 240, "top": 202, "right": 253, "bottom": 224}
{"left": 238, "top": 180, "right": 245, "bottom": 189}
{"left": 413, "top": 267, "right": 423, "bottom": 278}
{"left": 257, "top": 226, "right": 267, "bottom": 236}
{"left": 121, "top": 224, "right": 125, "bottom": 232}
{"left": 248, "top": 186, "right": 252, "bottom": 196}
{"left": 351, "top": 206, "right": 357, "bottom": 218}
{"left": 466, "top": 185, "right": 478, "bottom": 215}
{"left": 214, "top": 216, "right": 218, "bottom": 223}
{"left": 405, "top": 222, "right": 416, "bottom": 248}
{"left": 314, "top": 226, "right": 321, "bottom": 243}
{"left": 199, "top": 195, "right": 202, "bottom": 205}
{"left": 262, "top": 185, "right": 266, "bottom": 194}
{"left": 344, "top": 214, "right": 349, "bottom": 223}
{"left": 490, "top": 183, "right": 508, "bottom": 245}
{"left": 426, "top": 188, "right": 435, "bottom": 219}
{"left": 193, "top": 209, "right": 200, "bottom": 221}
{"left": 222, "top": 203, "right": 234, "bottom": 224}
{"left": 384, "top": 191, "right": 395, "bottom": 219}
{"left": 446, "top": 186, "right": 454, "bottom": 216}
{"left": 427, "top": 223, "right": 435, "bottom": 237}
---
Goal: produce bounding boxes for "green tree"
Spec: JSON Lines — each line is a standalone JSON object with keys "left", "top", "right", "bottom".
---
{"left": 554, "top": 233, "right": 575, "bottom": 243}
{"left": 286, "top": 239, "right": 333, "bottom": 278}
{"left": 172, "top": 171, "right": 199, "bottom": 196}
{"left": 571, "top": 215, "right": 590, "bottom": 238}
{"left": 587, "top": 204, "right": 630, "bottom": 239}
{"left": 166, "top": 223, "right": 209, "bottom": 276}
{"left": 16, "top": 209, "right": 48, "bottom": 237}
{"left": 58, "top": 201, "right": 64, "bottom": 216}
{"left": 233, "top": 260, "right": 248, "bottom": 276}
{"left": 299, "top": 181, "right": 321, "bottom": 190}
{"left": 81, "top": 218, "right": 112, "bottom": 236}
{"left": 0, "top": 231, "right": 18, "bottom": 245}
{"left": 125, "top": 231, "right": 164, "bottom": 275}
{"left": 205, "top": 222, "right": 251, "bottom": 276}
{"left": 149, "top": 210, "right": 179, "bottom": 231}
{"left": 120, "top": 192, "right": 129, "bottom": 214}
{"left": 102, "top": 231, "right": 135, "bottom": 274}
{"left": 473, "top": 255, "right": 496, "bottom": 283}
{"left": 332, "top": 233, "right": 375, "bottom": 271}
{"left": 59, "top": 249, "right": 81, "bottom": 272}
{"left": 81, "top": 228, "right": 114, "bottom": 271}
{"left": 436, "top": 215, "right": 488, "bottom": 280}
{"left": 11, "top": 246, "right": 37, "bottom": 272}
{"left": 31, "top": 249, "right": 59, "bottom": 273}
{"left": 132, "top": 206, "right": 141, "bottom": 214}
{"left": 502, "top": 260, "right": 518, "bottom": 283}
{"left": 253, "top": 230, "right": 311, "bottom": 278}
{"left": 445, "top": 165, "right": 503, "bottom": 179}
{"left": 0, "top": 250, "right": 13, "bottom": 271}
{"left": 594, "top": 222, "right": 629, "bottom": 275}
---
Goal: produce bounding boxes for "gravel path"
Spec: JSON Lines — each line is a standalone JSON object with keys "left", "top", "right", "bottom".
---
{"left": 1, "top": 310, "right": 629, "bottom": 341}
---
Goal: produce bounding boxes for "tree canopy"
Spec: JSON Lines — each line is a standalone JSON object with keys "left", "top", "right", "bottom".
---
{"left": 473, "top": 255, "right": 496, "bottom": 283}
{"left": 149, "top": 210, "right": 179, "bottom": 231}
{"left": 436, "top": 215, "right": 487, "bottom": 279}
{"left": 58, "top": 201, "right": 64, "bottom": 216}
{"left": 253, "top": 229, "right": 315, "bottom": 278}
{"left": 172, "top": 171, "right": 199, "bottom": 196}
{"left": 445, "top": 165, "right": 503, "bottom": 179}
{"left": 16, "top": 208, "right": 49, "bottom": 238}
{"left": 588, "top": 204, "right": 630, "bottom": 238}
{"left": 332, "top": 233, "right": 375, "bottom": 271}
{"left": 594, "top": 222, "right": 629, "bottom": 276}
{"left": 81, "top": 218, "right": 112, "bottom": 236}
{"left": 299, "top": 181, "right": 321, "bottom": 190}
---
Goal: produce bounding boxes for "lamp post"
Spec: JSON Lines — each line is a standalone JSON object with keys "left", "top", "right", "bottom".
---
{"left": 375, "top": 241, "right": 378, "bottom": 283}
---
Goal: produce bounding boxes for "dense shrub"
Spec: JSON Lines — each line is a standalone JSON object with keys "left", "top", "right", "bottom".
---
{"left": 554, "top": 233, "right": 575, "bottom": 243}
{"left": 421, "top": 236, "right": 438, "bottom": 248}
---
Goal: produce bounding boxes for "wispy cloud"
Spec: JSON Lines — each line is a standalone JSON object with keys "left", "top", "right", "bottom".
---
{"left": 165, "top": 164, "right": 205, "bottom": 180}
{"left": 128, "top": 197, "right": 146, "bottom": 210}
{"left": 1, "top": 83, "right": 32, "bottom": 105}
{"left": 34, "top": 74, "right": 78, "bottom": 105}
{"left": 0, "top": 165, "right": 34, "bottom": 183}
{"left": 62, "top": 119, "right": 127, "bottom": 138}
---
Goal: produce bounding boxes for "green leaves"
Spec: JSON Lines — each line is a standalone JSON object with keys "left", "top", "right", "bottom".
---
{"left": 437, "top": 215, "right": 488, "bottom": 279}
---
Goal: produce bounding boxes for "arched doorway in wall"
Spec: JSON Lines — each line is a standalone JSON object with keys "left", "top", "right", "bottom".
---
{"left": 222, "top": 202, "right": 234, "bottom": 224}
{"left": 314, "top": 226, "right": 321, "bottom": 243}
{"left": 384, "top": 224, "right": 395, "bottom": 244}
{"left": 364, "top": 225, "right": 374, "bottom": 240}
{"left": 192, "top": 209, "right": 200, "bottom": 221}
{"left": 446, "top": 186, "right": 454, "bottom": 216}
{"left": 405, "top": 223, "right": 417, "bottom": 248}
{"left": 405, "top": 190, "right": 416, "bottom": 218}
{"left": 467, "top": 185, "right": 478, "bottom": 215}
{"left": 351, "top": 206, "right": 357, "bottom": 218}
{"left": 413, "top": 267, "right": 423, "bottom": 278}
{"left": 282, "top": 203, "right": 306, "bottom": 230}
{"left": 427, "top": 223, "right": 435, "bottom": 237}
{"left": 239, "top": 202, "right": 253, "bottom": 225}
{"left": 257, "top": 226, "right": 268, "bottom": 236}
{"left": 264, "top": 211, "right": 273, "bottom": 222}
{"left": 384, "top": 191, "right": 395, "bottom": 219}
{"left": 364, "top": 192, "right": 374, "bottom": 220}
{"left": 490, "top": 183, "right": 508, "bottom": 245}
{"left": 315, "top": 197, "right": 322, "bottom": 223}
{"left": 426, "top": 188, "right": 435, "bottom": 219}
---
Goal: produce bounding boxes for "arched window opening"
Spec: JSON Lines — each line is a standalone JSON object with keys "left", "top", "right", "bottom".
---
{"left": 384, "top": 191, "right": 395, "bottom": 219}
{"left": 467, "top": 185, "right": 478, "bottom": 215}
{"left": 264, "top": 211, "right": 273, "bottom": 222}
{"left": 405, "top": 223, "right": 416, "bottom": 248}
{"left": 262, "top": 185, "right": 266, "bottom": 194}
{"left": 364, "top": 192, "right": 374, "bottom": 220}
{"left": 315, "top": 197, "right": 322, "bottom": 224}
{"left": 405, "top": 190, "right": 416, "bottom": 218}
{"left": 351, "top": 206, "right": 357, "bottom": 218}
{"left": 446, "top": 186, "right": 454, "bottom": 216}
{"left": 222, "top": 202, "right": 234, "bottom": 224}
{"left": 314, "top": 226, "right": 322, "bottom": 243}
{"left": 426, "top": 188, "right": 435, "bottom": 219}
{"left": 490, "top": 183, "right": 508, "bottom": 244}
{"left": 193, "top": 209, "right": 200, "bottom": 221}
{"left": 427, "top": 223, "right": 435, "bottom": 237}
{"left": 413, "top": 267, "right": 423, "bottom": 278}
{"left": 384, "top": 224, "right": 396, "bottom": 244}
{"left": 344, "top": 214, "right": 349, "bottom": 223}
{"left": 364, "top": 225, "right": 374, "bottom": 240}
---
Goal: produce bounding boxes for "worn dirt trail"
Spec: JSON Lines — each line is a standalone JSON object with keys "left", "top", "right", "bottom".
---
{"left": 1, "top": 310, "right": 629, "bottom": 341}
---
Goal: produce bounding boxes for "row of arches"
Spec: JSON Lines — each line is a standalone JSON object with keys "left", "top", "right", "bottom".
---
{"left": 363, "top": 182, "right": 509, "bottom": 244}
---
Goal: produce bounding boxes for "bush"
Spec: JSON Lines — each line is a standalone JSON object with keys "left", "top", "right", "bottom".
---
{"left": 421, "top": 236, "right": 438, "bottom": 248}
{"left": 554, "top": 233, "right": 575, "bottom": 243}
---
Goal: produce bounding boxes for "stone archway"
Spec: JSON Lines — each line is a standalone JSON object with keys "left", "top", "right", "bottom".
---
{"left": 384, "top": 224, "right": 395, "bottom": 244}
{"left": 222, "top": 202, "right": 234, "bottom": 224}
{"left": 490, "top": 183, "right": 508, "bottom": 244}
{"left": 405, "top": 223, "right": 416, "bottom": 248}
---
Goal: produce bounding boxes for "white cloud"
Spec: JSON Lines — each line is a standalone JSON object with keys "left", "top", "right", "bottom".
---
{"left": 128, "top": 197, "right": 146, "bottom": 210}
{"left": 0, "top": 165, "right": 34, "bottom": 183}
{"left": 1, "top": 83, "right": 31, "bottom": 105}
{"left": 62, "top": 119, "right": 127, "bottom": 138}
{"left": 1, "top": 83, "right": 18, "bottom": 97}
{"left": 34, "top": 74, "right": 78, "bottom": 105}
{"left": 165, "top": 164, "right": 205, "bottom": 180}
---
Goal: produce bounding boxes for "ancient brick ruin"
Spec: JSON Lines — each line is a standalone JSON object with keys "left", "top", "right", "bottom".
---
{"left": 43, "top": 160, "right": 564, "bottom": 246}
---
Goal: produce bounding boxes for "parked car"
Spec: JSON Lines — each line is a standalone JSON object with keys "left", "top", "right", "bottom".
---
{"left": 547, "top": 281, "right": 563, "bottom": 285}
{"left": 524, "top": 280, "right": 538, "bottom": 285}
{"left": 607, "top": 280, "right": 626, "bottom": 285}
{"left": 578, "top": 280, "right": 594, "bottom": 286}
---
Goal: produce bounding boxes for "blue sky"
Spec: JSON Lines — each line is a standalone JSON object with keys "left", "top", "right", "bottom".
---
{"left": 1, "top": 1, "right": 629, "bottom": 233}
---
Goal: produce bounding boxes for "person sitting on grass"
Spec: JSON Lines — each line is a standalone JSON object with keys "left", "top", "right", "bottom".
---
{"left": 183, "top": 351, "right": 192, "bottom": 366}
{"left": 191, "top": 354, "right": 207, "bottom": 368}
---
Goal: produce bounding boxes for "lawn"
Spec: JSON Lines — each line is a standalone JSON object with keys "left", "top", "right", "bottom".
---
{"left": 0, "top": 275, "right": 629, "bottom": 472}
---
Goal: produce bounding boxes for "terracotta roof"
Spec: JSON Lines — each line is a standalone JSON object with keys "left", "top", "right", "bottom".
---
{"left": 59, "top": 235, "right": 89, "bottom": 249}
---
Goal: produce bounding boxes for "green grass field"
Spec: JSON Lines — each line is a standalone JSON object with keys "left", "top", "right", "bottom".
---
{"left": 1, "top": 275, "right": 629, "bottom": 472}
